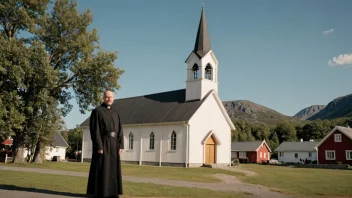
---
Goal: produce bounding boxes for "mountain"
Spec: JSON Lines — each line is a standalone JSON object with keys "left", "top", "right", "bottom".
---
{"left": 308, "top": 93, "right": 352, "bottom": 120}
{"left": 293, "top": 105, "right": 326, "bottom": 120}
{"left": 222, "top": 100, "right": 299, "bottom": 125}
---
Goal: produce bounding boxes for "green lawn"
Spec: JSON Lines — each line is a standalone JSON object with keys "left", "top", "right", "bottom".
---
{"left": 0, "top": 161, "right": 245, "bottom": 183}
{"left": 2, "top": 161, "right": 352, "bottom": 197}
{"left": 0, "top": 170, "right": 249, "bottom": 198}
{"left": 239, "top": 164, "right": 352, "bottom": 197}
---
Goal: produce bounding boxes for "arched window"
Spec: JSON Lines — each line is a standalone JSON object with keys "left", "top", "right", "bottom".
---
{"left": 205, "top": 63, "right": 212, "bottom": 80}
{"left": 192, "top": 64, "right": 199, "bottom": 79}
{"left": 149, "top": 132, "right": 155, "bottom": 150}
{"left": 128, "top": 132, "right": 133, "bottom": 150}
{"left": 171, "top": 131, "right": 176, "bottom": 150}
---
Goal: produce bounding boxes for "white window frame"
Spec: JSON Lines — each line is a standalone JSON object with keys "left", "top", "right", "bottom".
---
{"left": 260, "top": 152, "right": 262, "bottom": 158}
{"left": 239, "top": 152, "right": 246, "bottom": 158}
{"left": 334, "top": 134, "right": 342, "bottom": 142}
{"left": 325, "top": 150, "right": 335, "bottom": 160}
{"left": 264, "top": 152, "right": 266, "bottom": 158}
{"left": 346, "top": 150, "right": 352, "bottom": 160}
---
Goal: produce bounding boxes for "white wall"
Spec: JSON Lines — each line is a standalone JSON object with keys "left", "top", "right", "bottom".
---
{"left": 44, "top": 146, "right": 67, "bottom": 161}
{"left": 82, "top": 124, "right": 187, "bottom": 165}
{"left": 22, "top": 147, "right": 66, "bottom": 161}
{"left": 278, "top": 151, "right": 317, "bottom": 163}
{"left": 185, "top": 51, "right": 218, "bottom": 101}
{"left": 188, "top": 93, "right": 231, "bottom": 165}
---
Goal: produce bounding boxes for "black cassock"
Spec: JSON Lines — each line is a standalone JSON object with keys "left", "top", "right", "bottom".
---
{"left": 86, "top": 102, "right": 124, "bottom": 197}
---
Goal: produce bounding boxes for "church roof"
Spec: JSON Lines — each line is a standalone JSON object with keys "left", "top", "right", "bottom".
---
{"left": 193, "top": 7, "right": 212, "bottom": 58}
{"left": 80, "top": 89, "right": 211, "bottom": 127}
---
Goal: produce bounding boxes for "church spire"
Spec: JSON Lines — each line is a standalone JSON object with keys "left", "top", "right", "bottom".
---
{"left": 193, "top": 7, "right": 211, "bottom": 58}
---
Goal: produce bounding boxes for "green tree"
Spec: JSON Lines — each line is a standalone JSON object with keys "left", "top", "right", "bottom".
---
{"left": 0, "top": 0, "right": 124, "bottom": 163}
{"left": 274, "top": 121, "right": 297, "bottom": 143}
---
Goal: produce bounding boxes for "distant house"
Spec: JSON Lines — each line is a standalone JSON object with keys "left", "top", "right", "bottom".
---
{"left": 316, "top": 126, "right": 352, "bottom": 166}
{"left": 274, "top": 140, "right": 319, "bottom": 163}
{"left": 3, "top": 132, "right": 69, "bottom": 161}
{"left": 231, "top": 140, "right": 271, "bottom": 163}
{"left": 44, "top": 132, "right": 69, "bottom": 161}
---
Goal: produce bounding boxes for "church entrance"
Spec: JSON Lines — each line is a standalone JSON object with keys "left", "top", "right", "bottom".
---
{"left": 205, "top": 136, "right": 216, "bottom": 164}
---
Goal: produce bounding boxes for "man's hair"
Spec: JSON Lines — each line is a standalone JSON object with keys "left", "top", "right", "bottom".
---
{"left": 103, "top": 89, "right": 114, "bottom": 97}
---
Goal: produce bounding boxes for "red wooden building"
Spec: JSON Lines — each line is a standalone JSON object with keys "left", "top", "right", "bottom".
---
{"left": 316, "top": 126, "right": 352, "bottom": 166}
{"left": 231, "top": 140, "right": 271, "bottom": 163}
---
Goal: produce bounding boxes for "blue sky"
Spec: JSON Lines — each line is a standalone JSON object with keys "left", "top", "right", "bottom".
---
{"left": 64, "top": 0, "right": 352, "bottom": 129}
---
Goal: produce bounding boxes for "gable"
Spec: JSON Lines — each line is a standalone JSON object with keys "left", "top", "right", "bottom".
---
{"left": 80, "top": 89, "right": 210, "bottom": 127}
{"left": 316, "top": 126, "right": 352, "bottom": 148}
{"left": 259, "top": 141, "right": 272, "bottom": 152}
{"left": 211, "top": 92, "right": 236, "bottom": 130}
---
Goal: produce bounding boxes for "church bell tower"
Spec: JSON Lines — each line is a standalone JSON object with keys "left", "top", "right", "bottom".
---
{"left": 185, "top": 7, "right": 219, "bottom": 101}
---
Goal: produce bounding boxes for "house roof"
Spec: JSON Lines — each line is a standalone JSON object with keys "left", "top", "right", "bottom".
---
{"left": 1, "top": 138, "right": 13, "bottom": 145}
{"left": 52, "top": 132, "right": 69, "bottom": 148}
{"left": 80, "top": 89, "right": 210, "bottom": 127}
{"left": 316, "top": 126, "right": 352, "bottom": 148}
{"left": 274, "top": 141, "right": 319, "bottom": 152}
{"left": 231, "top": 140, "right": 271, "bottom": 152}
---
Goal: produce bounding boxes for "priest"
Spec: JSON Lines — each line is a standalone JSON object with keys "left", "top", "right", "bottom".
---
{"left": 86, "top": 90, "right": 124, "bottom": 198}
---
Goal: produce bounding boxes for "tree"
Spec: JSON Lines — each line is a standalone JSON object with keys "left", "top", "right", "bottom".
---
{"left": 0, "top": 0, "right": 124, "bottom": 163}
{"left": 274, "top": 121, "right": 297, "bottom": 143}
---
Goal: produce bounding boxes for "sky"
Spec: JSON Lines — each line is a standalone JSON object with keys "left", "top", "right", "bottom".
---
{"left": 63, "top": 0, "right": 352, "bottom": 129}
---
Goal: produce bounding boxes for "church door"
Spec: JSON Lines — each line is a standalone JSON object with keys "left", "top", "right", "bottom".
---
{"left": 205, "top": 136, "right": 216, "bottom": 164}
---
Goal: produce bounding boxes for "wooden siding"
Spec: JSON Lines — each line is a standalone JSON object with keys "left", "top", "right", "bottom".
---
{"left": 318, "top": 129, "right": 352, "bottom": 165}
{"left": 257, "top": 143, "right": 270, "bottom": 163}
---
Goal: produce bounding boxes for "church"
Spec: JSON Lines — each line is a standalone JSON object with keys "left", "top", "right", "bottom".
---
{"left": 80, "top": 7, "right": 236, "bottom": 168}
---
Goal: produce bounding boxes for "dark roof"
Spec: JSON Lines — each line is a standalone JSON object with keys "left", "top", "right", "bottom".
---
{"left": 274, "top": 141, "right": 319, "bottom": 152}
{"left": 80, "top": 89, "right": 211, "bottom": 127}
{"left": 193, "top": 7, "right": 212, "bottom": 58}
{"left": 231, "top": 141, "right": 264, "bottom": 151}
{"left": 53, "top": 132, "right": 69, "bottom": 148}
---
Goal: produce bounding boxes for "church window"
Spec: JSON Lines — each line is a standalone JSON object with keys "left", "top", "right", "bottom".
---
{"left": 205, "top": 63, "right": 212, "bottom": 80}
{"left": 192, "top": 64, "right": 199, "bottom": 79}
{"left": 128, "top": 132, "right": 133, "bottom": 150}
{"left": 149, "top": 132, "right": 155, "bottom": 150}
{"left": 171, "top": 131, "right": 176, "bottom": 150}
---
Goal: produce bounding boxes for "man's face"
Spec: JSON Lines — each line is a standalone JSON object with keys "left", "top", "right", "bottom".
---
{"left": 103, "top": 91, "right": 114, "bottom": 106}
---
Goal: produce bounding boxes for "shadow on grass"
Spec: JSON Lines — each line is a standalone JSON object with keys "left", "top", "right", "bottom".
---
{"left": 0, "top": 184, "right": 87, "bottom": 197}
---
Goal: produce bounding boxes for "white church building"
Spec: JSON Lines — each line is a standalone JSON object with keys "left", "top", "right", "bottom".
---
{"left": 80, "top": 8, "right": 235, "bottom": 168}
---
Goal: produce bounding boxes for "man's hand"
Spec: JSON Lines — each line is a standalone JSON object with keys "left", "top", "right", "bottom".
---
{"left": 98, "top": 150, "right": 103, "bottom": 154}
{"left": 119, "top": 149, "right": 123, "bottom": 155}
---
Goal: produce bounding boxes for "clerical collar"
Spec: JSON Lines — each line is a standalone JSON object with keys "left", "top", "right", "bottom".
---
{"left": 102, "top": 102, "right": 112, "bottom": 109}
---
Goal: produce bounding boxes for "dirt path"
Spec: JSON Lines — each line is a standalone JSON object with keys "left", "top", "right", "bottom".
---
{"left": 0, "top": 166, "right": 296, "bottom": 198}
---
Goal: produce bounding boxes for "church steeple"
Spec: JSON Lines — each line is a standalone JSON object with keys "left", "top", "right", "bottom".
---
{"left": 193, "top": 7, "right": 211, "bottom": 58}
{"left": 185, "top": 6, "right": 219, "bottom": 102}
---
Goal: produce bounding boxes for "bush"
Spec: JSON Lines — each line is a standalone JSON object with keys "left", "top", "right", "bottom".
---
{"left": 231, "top": 158, "right": 240, "bottom": 166}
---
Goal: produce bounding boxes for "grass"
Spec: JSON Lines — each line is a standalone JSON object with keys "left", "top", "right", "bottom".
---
{"left": 0, "top": 170, "right": 249, "bottom": 198}
{"left": 0, "top": 161, "right": 245, "bottom": 183}
{"left": 238, "top": 164, "right": 352, "bottom": 197}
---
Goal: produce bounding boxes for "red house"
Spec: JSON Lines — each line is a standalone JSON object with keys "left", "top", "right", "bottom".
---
{"left": 316, "top": 126, "right": 352, "bottom": 166}
{"left": 231, "top": 140, "right": 271, "bottom": 163}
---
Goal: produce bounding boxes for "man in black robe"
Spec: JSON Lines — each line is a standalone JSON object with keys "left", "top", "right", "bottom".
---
{"left": 86, "top": 90, "right": 124, "bottom": 198}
